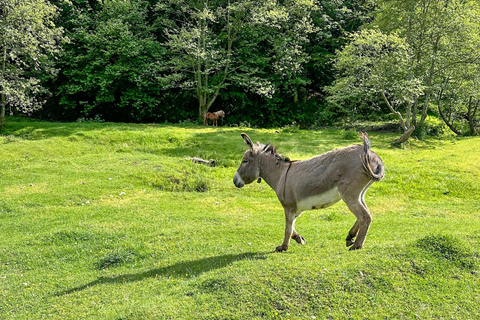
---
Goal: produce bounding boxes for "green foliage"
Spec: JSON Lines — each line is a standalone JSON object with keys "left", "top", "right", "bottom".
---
{"left": 413, "top": 124, "right": 443, "bottom": 140}
{"left": 281, "top": 121, "right": 300, "bottom": 133}
{"left": 156, "top": 0, "right": 319, "bottom": 119}
{"left": 10, "top": 0, "right": 371, "bottom": 126}
{"left": 54, "top": 0, "right": 164, "bottom": 122}
{"left": 9, "top": 0, "right": 480, "bottom": 134}
{"left": 0, "top": 0, "right": 65, "bottom": 125}
{"left": 328, "top": 29, "right": 422, "bottom": 135}
{"left": 435, "top": 62, "right": 480, "bottom": 136}
{"left": 329, "top": 0, "right": 480, "bottom": 140}
{"left": 340, "top": 128, "right": 358, "bottom": 140}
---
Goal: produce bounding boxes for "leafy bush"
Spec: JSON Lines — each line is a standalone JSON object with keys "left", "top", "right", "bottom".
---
{"left": 340, "top": 129, "right": 358, "bottom": 140}
{"left": 413, "top": 124, "right": 445, "bottom": 139}
{"left": 281, "top": 122, "right": 300, "bottom": 133}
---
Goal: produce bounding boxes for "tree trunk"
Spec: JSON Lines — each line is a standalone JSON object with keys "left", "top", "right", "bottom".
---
{"left": 197, "top": 87, "right": 221, "bottom": 122}
{"left": 199, "top": 98, "right": 207, "bottom": 122}
{"left": 419, "top": 90, "right": 431, "bottom": 126}
{"left": 392, "top": 126, "right": 415, "bottom": 146}
{"left": 438, "top": 103, "right": 462, "bottom": 135}
{"left": 195, "top": 0, "right": 236, "bottom": 123}
{"left": 467, "top": 97, "right": 479, "bottom": 135}
{"left": 0, "top": 45, "right": 6, "bottom": 127}
{"left": 412, "top": 100, "right": 418, "bottom": 128}
{"left": 0, "top": 92, "right": 5, "bottom": 127}
{"left": 381, "top": 90, "right": 407, "bottom": 131}
{"left": 406, "top": 102, "right": 412, "bottom": 128}
{"left": 381, "top": 90, "right": 416, "bottom": 145}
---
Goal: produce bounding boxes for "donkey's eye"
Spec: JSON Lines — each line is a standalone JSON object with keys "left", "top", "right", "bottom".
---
{"left": 242, "top": 160, "right": 249, "bottom": 164}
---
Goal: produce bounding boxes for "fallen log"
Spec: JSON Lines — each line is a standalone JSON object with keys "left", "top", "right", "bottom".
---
{"left": 185, "top": 157, "right": 216, "bottom": 167}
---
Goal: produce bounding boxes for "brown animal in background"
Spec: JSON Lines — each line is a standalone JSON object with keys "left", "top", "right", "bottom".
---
{"left": 204, "top": 110, "right": 225, "bottom": 126}
{"left": 233, "top": 132, "right": 384, "bottom": 252}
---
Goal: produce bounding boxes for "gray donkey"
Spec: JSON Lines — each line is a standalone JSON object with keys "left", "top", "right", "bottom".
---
{"left": 233, "top": 133, "right": 384, "bottom": 252}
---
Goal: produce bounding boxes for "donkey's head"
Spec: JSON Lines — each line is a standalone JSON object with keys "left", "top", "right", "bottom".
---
{"left": 233, "top": 133, "right": 262, "bottom": 188}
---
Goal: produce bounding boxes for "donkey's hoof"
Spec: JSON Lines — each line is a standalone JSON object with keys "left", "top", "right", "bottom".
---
{"left": 346, "top": 239, "right": 355, "bottom": 247}
{"left": 293, "top": 234, "right": 306, "bottom": 245}
{"left": 275, "top": 246, "right": 287, "bottom": 252}
{"left": 348, "top": 245, "right": 362, "bottom": 251}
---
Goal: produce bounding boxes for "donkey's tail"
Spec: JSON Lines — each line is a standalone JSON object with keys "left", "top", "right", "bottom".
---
{"left": 360, "top": 132, "right": 385, "bottom": 182}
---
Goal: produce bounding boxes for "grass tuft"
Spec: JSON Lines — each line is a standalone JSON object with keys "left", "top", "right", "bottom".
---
{"left": 140, "top": 171, "right": 211, "bottom": 192}
{"left": 96, "top": 248, "right": 142, "bottom": 270}
{"left": 416, "top": 234, "right": 478, "bottom": 268}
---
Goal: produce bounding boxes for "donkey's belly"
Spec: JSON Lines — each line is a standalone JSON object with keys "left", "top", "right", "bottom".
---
{"left": 296, "top": 188, "right": 341, "bottom": 212}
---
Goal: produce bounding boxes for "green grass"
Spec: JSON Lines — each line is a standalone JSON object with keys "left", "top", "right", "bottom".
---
{"left": 1, "top": 119, "right": 479, "bottom": 319}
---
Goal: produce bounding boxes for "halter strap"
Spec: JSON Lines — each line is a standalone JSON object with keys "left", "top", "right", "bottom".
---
{"left": 283, "top": 161, "right": 293, "bottom": 200}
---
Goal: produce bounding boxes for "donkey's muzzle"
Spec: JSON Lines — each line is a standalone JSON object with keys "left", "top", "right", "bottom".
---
{"left": 233, "top": 172, "right": 245, "bottom": 188}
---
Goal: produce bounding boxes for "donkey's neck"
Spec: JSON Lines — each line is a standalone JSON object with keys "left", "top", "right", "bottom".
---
{"left": 259, "top": 155, "right": 291, "bottom": 192}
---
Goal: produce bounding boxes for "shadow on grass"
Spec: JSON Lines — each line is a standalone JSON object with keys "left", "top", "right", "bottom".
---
{"left": 58, "top": 251, "right": 269, "bottom": 296}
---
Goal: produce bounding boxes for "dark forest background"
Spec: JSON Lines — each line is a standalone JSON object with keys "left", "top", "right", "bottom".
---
{"left": 1, "top": 0, "right": 479, "bottom": 137}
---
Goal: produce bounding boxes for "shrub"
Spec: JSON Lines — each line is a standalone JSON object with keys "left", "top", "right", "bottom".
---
{"left": 341, "top": 129, "right": 358, "bottom": 140}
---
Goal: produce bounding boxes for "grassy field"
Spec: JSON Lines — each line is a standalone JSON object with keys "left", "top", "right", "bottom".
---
{"left": 0, "top": 118, "right": 479, "bottom": 319}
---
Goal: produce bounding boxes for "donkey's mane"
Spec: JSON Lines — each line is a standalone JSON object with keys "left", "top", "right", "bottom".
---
{"left": 261, "top": 143, "right": 290, "bottom": 163}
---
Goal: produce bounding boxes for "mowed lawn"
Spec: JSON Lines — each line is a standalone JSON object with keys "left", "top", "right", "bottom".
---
{"left": 0, "top": 119, "right": 479, "bottom": 319}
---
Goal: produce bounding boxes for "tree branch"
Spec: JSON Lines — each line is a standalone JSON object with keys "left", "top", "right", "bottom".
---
{"left": 381, "top": 89, "right": 407, "bottom": 131}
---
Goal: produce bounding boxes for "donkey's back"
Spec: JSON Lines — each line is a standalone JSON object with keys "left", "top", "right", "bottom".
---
{"left": 284, "top": 139, "right": 384, "bottom": 212}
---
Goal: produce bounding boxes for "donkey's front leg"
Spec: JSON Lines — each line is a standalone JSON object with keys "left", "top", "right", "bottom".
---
{"left": 276, "top": 208, "right": 297, "bottom": 252}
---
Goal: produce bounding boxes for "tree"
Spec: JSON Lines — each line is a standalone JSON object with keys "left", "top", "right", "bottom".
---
{"left": 54, "top": 0, "right": 164, "bottom": 122}
{"left": 328, "top": 0, "right": 480, "bottom": 142}
{"left": 374, "top": 0, "right": 480, "bottom": 134}
{"left": 306, "top": 0, "right": 377, "bottom": 93}
{"left": 327, "top": 30, "right": 423, "bottom": 144}
{"left": 0, "top": 0, "right": 64, "bottom": 126}
{"left": 435, "top": 62, "right": 480, "bottom": 136}
{"left": 155, "top": 0, "right": 318, "bottom": 120}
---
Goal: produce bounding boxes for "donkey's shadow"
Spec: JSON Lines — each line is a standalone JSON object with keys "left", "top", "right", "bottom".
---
{"left": 58, "top": 252, "right": 268, "bottom": 296}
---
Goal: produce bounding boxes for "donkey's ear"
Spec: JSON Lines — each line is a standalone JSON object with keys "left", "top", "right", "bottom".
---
{"left": 241, "top": 133, "right": 254, "bottom": 151}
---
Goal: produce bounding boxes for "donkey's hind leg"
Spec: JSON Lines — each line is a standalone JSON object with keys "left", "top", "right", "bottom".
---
{"left": 292, "top": 230, "right": 306, "bottom": 245}
{"left": 346, "top": 181, "right": 374, "bottom": 248}
{"left": 346, "top": 220, "right": 359, "bottom": 247}
{"left": 345, "top": 201, "right": 372, "bottom": 250}
{"left": 340, "top": 183, "right": 373, "bottom": 250}
{"left": 292, "top": 211, "right": 306, "bottom": 245}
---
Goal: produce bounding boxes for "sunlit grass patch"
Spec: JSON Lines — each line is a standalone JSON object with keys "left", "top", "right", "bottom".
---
{"left": 1, "top": 119, "right": 480, "bottom": 319}
{"left": 136, "top": 160, "right": 213, "bottom": 192}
